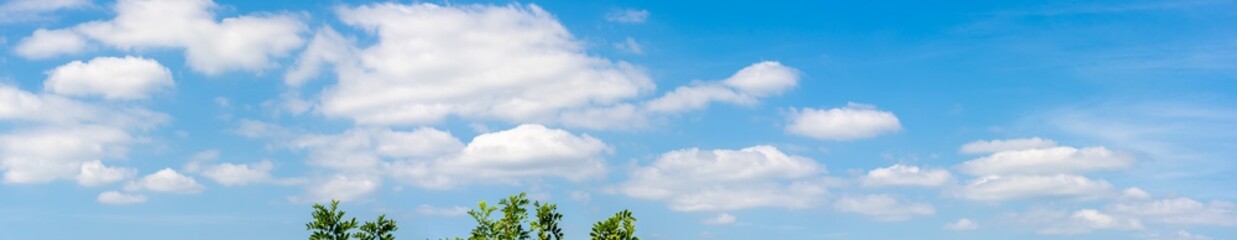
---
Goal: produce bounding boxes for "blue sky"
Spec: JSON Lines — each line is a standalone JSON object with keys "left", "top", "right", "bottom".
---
{"left": 1, "top": 0, "right": 1235, "bottom": 239}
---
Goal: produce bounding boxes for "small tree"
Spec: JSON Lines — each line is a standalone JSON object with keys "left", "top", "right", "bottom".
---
{"left": 355, "top": 215, "right": 398, "bottom": 240}
{"left": 531, "top": 202, "right": 564, "bottom": 240}
{"left": 467, "top": 201, "right": 499, "bottom": 240}
{"left": 307, "top": 200, "right": 360, "bottom": 240}
{"left": 495, "top": 193, "right": 531, "bottom": 240}
{"left": 589, "top": 210, "right": 638, "bottom": 240}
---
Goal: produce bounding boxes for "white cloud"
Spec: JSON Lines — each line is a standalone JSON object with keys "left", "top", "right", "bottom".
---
{"left": 958, "top": 146, "right": 1133, "bottom": 175}
{"left": 0, "top": 0, "right": 89, "bottom": 23}
{"left": 786, "top": 103, "right": 902, "bottom": 141}
{"left": 1009, "top": 208, "right": 1142, "bottom": 235}
{"left": 834, "top": 194, "right": 935, "bottom": 221}
{"left": 958, "top": 174, "right": 1114, "bottom": 201}
{"left": 619, "top": 145, "right": 828, "bottom": 212}
{"left": 703, "top": 213, "right": 737, "bottom": 225}
{"left": 0, "top": 125, "right": 133, "bottom": 184}
{"left": 944, "top": 218, "right": 978, "bottom": 231}
{"left": 416, "top": 204, "right": 470, "bottom": 217}
{"left": 96, "top": 191, "right": 147, "bottom": 205}
{"left": 643, "top": 61, "right": 799, "bottom": 114}
{"left": 959, "top": 137, "right": 1058, "bottom": 154}
{"left": 200, "top": 161, "right": 273, "bottom": 186}
{"left": 1122, "top": 187, "right": 1151, "bottom": 200}
{"left": 860, "top": 164, "right": 951, "bottom": 187}
{"left": 615, "top": 37, "right": 644, "bottom": 55}
{"left": 1111, "top": 197, "right": 1237, "bottom": 226}
{"left": 393, "top": 124, "right": 609, "bottom": 189}
{"left": 76, "top": 160, "right": 136, "bottom": 187}
{"left": 304, "top": 3, "right": 651, "bottom": 126}
{"left": 44, "top": 56, "right": 174, "bottom": 100}
{"left": 19, "top": 0, "right": 306, "bottom": 74}
{"left": 125, "top": 168, "right": 205, "bottom": 194}
{"left": 13, "top": 29, "right": 87, "bottom": 59}
{"left": 1143, "top": 230, "right": 1213, "bottom": 240}
{"left": 0, "top": 83, "right": 165, "bottom": 186}
{"left": 305, "top": 175, "right": 379, "bottom": 202}
{"left": 294, "top": 127, "right": 464, "bottom": 174}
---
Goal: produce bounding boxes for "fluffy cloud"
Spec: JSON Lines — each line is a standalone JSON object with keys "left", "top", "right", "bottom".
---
{"left": 305, "top": 175, "right": 379, "bottom": 202}
{"left": 786, "top": 103, "right": 902, "bottom": 140}
{"left": 834, "top": 194, "right": 935, "bottom": 221}
{"left": 959, "top": 137, "right": 1058, "bottom": 154}
{"left": 1011, "top": 208, "right": 1142, "bottom": 235}
{"left": 44, "top": 56, "right": 174, "bottom": 100}
{"left": 16, "top": 0, "right": 306, "bottom": 74}
{"left": 393, "top": 124, "right": 609, "bottom": 189}
{"left": 125, "top": 168, "right": 205, "bottom": 194}
{"left": 958, "top": 174, "right": 1114, "bottom": 201}
{"left": 200, "top": 161, "right": 273, "bottom": 186}
{"left": 288, "top": 3, "right": 796, "bottom": 130}
{"left": 606, "top": 9, "right": 649, "bottom": 24}
{"left": 302, "top": 3, "right": 650, "bottom": 126}
{"left": 0, "top": 82, "right": 165, "bottom": 186}
{"left": 860, "top": 164, "right": 951, "bottom": 187}
{"left": 958, "top": 146, "right": 1133, "bottom": 175}
{"left": 1110, "top": 197, "right": 1237, "bottom": 226}
{"left": 96, "top": 191, "right": 147, "bottom": 205}
{"left": 703, "top": 213, "right": 737, "bottom": 225}
{"left": 643, "top": 61, "right": 798, "bottom": 113}
{"left": 0, "top": 125, "right": 133, "bottom": 184}
{"left": 944, "top": 218, "right": 978, "bottom": 231}
{"left": 619, "top": 145, "right": 828, "bottom": 212}
{"left": 76, "top": 160, "right": 136, "bottom": 187}
{"left": 13, "top": 29, "right": 86, "bottom": 59}
{"left": 294, "top": 127, "right": 465, "bottom": 174}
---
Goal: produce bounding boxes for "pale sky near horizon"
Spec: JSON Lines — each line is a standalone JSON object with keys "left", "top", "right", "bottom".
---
{"left": 1, "top": 0, "right": 1235, "bottom": 239}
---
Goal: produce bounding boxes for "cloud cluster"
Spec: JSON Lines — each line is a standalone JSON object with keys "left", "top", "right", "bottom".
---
{"left": 618, "top": 145, "right": 828, "bottom": 212}
{"left": 786, "top": 103, "right": 902, "bottom": 141}
{"left": 15, "top": 0, "right": 306, "bottom": 74}
{"left": 954, "top": 138, "right": 1128, "bottom": 201}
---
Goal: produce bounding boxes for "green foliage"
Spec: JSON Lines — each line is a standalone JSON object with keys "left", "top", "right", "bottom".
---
{"left": 530, "top": 202, "right": 564, "bottom": 240}
{"left": 355, "top": 215, "right": 399, "bottom": 240}
{"left": 467, "top": 201, "right": 499, "bottom": 240}
{"left": 589, "top": 210, "right": 639, "bottom": 240}
{"left": 495, "top": 193, "right": 531, "bottom": 240}
{"left": 307, "top": 200, "right": 360, "bottom": 240}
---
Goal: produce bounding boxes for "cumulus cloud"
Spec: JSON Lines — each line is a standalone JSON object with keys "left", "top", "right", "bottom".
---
{"left": 13, "top": 29, "right": 87, "bottom": 59}
{"left": 44, "top": 56, "right": 174, "bottom": 100}
{"left": 125, "top": 168, "right": 205, "bottom": 194}
{"left": 200, "top": 161, "right": 273, "bottom": 186}
{"left": 76, "top": 160, "right": 136, "bottom": 187}
{"left": 0, "top": 79, "right": 166, "bottom": 186}
{"left": 305, "top": 175, "right": 378, "bottom": 202}
{"left": 834, "top": 194, "right": 935, "bottom": 221}
{"left": 619, "top": 145, "right": 828, "bottom": 212}
{"left": 393, "top": 124, "right": 609, "bottom": 189}
{"left": 16, "top": 0, "right": 306, "bottom": 74}
{"left": 959, "top": 137, "right": 1058, "bottom": 154}
{"left": 958, "top": 146, "right": 1133, "bottom": 175}
{"left": 860, "top": 164, "right": 951, "bottom": 187}
{"left": 1110, "top": 197, "right": 1237, "bottom": 226}
{"left": 1010, "top": 208, "right": 1142, "bottom": 235}
{"left": 958, "top": 174, "right": 1114, "bottom": 201}
{"left": 786, "top": 103, "right": 902, "bottom": 141}
{"left": 644, "top": 61, "right": 799, "bottom": 113}
{"left": 287, "top": 3, "right": 797, "bottom": 130}
{"left": 944, "top": 218, "right": 978, "bottom": 231}
{"left": 703, "top": 213, "right": 737, "bottom": 225}
{"left": 300, "top": 3, "right": 650, "bottom": 126}
{"left": 606, "top": 9, "right": 649, "bottom": 23}
{"left": 96, "top": 190, "right": 147, "bottom": 205}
